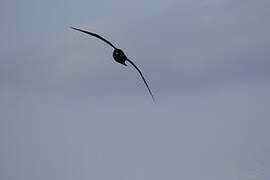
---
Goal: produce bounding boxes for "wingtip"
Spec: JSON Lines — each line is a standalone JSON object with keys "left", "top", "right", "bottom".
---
{"left": 70, "top": 26, "right": 80, "bottom": 31}
{"left": 150, "top": 93, "right": 156, "bottom": 104}
{"left": 152, "top": 98, "right": 156, "bottom": 104}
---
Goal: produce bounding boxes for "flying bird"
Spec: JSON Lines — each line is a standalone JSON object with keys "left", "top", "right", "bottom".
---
{"left": 70, "top": 27, "right": 155, "bottom": 103}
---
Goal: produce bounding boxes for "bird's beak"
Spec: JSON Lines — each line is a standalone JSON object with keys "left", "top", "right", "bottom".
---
{"left": 121, "top": 61, "right": 127, "bottom": 66}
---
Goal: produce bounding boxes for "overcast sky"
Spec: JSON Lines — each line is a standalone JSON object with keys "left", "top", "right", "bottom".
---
{"left": 1, "top": 0, "right": 270, "bottom": 180}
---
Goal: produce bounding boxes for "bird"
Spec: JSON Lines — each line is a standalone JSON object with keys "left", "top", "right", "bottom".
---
{"left": 70, "top": 26, "right": 155, "bottom": 103}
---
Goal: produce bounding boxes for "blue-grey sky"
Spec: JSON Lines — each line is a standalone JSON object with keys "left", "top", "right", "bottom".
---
{"left": 1, "top": 0, "right": 270, "bottom": 180}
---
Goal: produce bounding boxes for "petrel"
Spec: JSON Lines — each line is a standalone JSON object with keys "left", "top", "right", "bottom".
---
{"left": 70, "top": 27, "right": 155, "bottom": 103}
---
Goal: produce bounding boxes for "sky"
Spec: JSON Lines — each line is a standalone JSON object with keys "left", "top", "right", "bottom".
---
{"left": 0, "top": 0, "right": 270, "bottom": 179}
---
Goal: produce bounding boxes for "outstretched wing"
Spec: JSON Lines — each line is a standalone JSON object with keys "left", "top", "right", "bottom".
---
{"left": 70, "top": 27, "right": 116, "bottom": 49}
{"left": 126, "top": 59, "right": 155, "bottom": 103}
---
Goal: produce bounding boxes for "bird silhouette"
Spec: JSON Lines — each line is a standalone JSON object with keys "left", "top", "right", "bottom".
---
{"left": 70, "top": 27, "right": 155, "bottom": 103}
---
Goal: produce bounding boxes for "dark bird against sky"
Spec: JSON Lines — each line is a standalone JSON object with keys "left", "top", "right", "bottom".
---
{"left": 70, "top": 27, "right": 155, "bottom": 103}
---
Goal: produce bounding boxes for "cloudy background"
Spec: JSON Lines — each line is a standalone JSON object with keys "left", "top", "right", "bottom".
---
{"left": 1, "top": 0, "right": 270, "bottom": 179}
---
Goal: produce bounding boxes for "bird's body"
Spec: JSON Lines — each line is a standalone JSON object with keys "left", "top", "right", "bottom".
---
{"left": 113, "top": 49, "right": 128, "bottom": 66}
{"left": 70, "top": 26, "right": 155, "bottom": 103}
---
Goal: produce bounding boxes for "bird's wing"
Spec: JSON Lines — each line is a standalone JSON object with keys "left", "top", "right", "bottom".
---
{"left": 126, "top": 59, "right": 155, "bottom": 103}
{"left": 70, "top": 27, "right": 116, "bottom": 49}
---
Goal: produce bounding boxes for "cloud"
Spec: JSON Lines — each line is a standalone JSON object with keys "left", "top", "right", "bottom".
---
{"left": 1, "top": 1, "right": 270, "bottom": 179}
